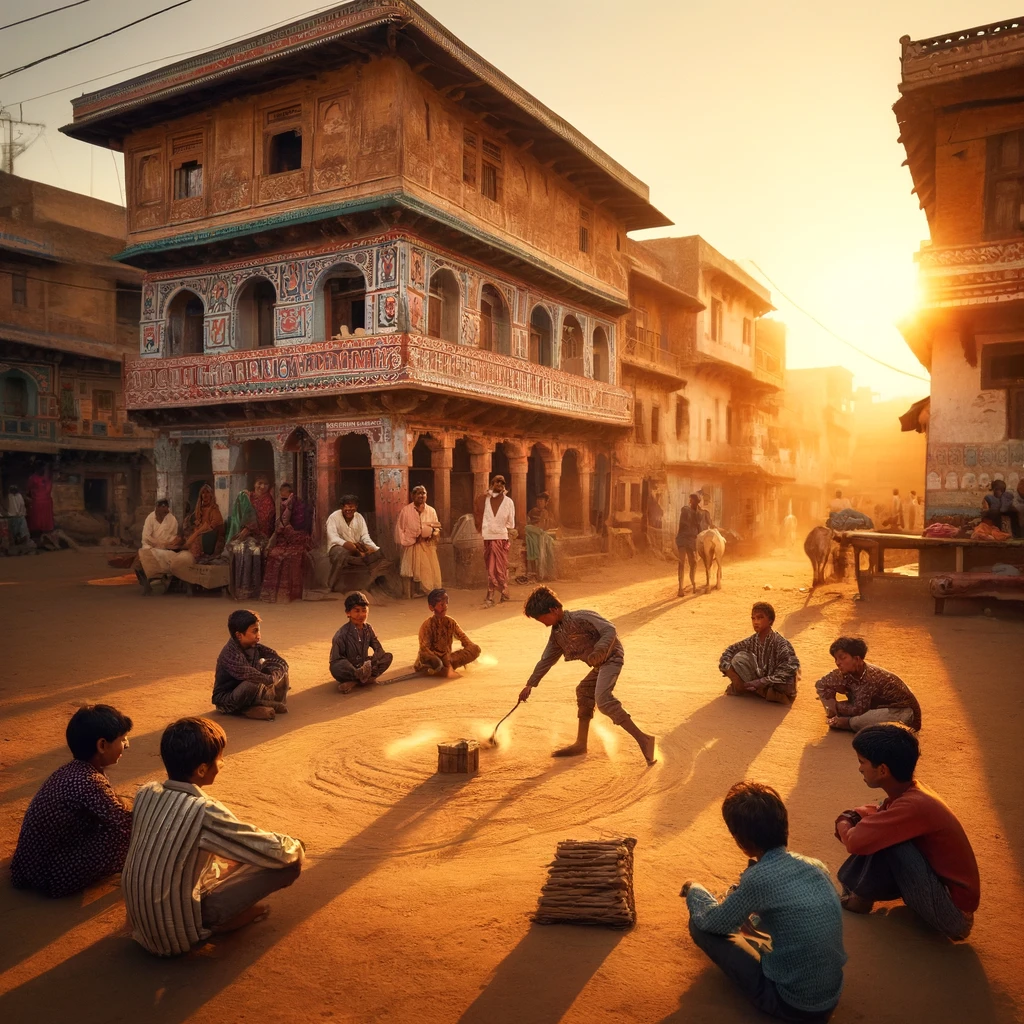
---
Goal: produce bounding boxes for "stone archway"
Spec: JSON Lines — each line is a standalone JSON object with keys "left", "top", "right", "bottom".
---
{"left": 560, "top": 449, "right": 583, "bottom": 530}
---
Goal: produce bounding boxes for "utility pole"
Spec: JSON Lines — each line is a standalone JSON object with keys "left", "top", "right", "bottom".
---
{"left": 0, "top": 104, "right": 45, "bottom": 174}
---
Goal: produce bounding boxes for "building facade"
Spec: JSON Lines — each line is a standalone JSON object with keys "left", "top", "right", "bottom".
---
{"left": 613, "top": 236, "right": 791, "bottom": 551}
{"left": 896, "top": 18, "right": 1024, "bottom": 519}
{"left": 63, "top": 0, "right": 678, "bottom": 554}
{"left": 0, "top": 173, "right": 152, "bottom": 539}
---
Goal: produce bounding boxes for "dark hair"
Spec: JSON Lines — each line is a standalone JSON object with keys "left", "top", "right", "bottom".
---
{"left": 340, "top": 494, "right": 359, "bottom": 506}
{"left": 280, "top": 481, "right": 293, "bottom": 493}
{"left": 829, "top": 636, "right": 868, "bottom": 659}
{"left": 537, "top": 491, "right": 550, "bottom": 501}
{"left": 992, "top": 479, "right": 1006, "bottom": 492}
{"left": 155, "top": 498, "right": 169, "bottom": 507}
{"left": 426, "top": 588, "right": 448, "bottom": 608}
{"left": 524, "top": 585, "right": 561, "bottom": 619}
{"left": 751, "top": 601, "right": 776, "bottom": 624}
{"left": 228, "top": 608, "right": 260, "bottom": 638}
{"left": 66, "top": 704, "right": 134, "bottom": 760}
{"left": 160, "top": 717, "right": 227, "bottom": 782}
{"left": 253, "top": 474, "right": 271, "bottom": 485}
{"left": 852, "top": 723, "right": 919, "bottom": 782}
{"left": 345, "top": 591, "right": 369, "bottom": 611}
{"left": 721, "top": 781, "right": 788, "bottom": 852}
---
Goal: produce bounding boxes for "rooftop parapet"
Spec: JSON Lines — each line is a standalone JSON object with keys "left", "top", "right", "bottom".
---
{"left": 899, "top": 17, "right": 1024, "bottom": 90}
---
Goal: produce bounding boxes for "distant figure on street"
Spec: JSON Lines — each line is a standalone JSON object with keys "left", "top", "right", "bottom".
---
{"left": 682, "top": 782, "right": 846, "bottom": 1022}
{"left": 325, "top": 494, "right": 388, "bottom": 591}
{"left": 137, "top": 498, "right": 180, "bottom": 593}
{"left": 676, "top": 492, "right": 712, "bottom": 597}
{"left": 11, "top": 704, "right": 134, "bottom": 898}
{"left": 815, "top": 637, "right": 921, "bottom": 732}
{"left": 890, "top": 489, "right": 904, "bottom": 531}
{"left": 834, "top": 724, "right": 979, "bottom": 940}
{"left": 1011, "top": 478, "right": 1024, "bottom": 538}
{"left": 519, "top": 585, "right": 656, "bottom": 764}
{"left": 26, "top": 462, "right": 55, "bottom": 536}
{"left": 395, "top": 485, "right": 443, "bottom": 596}
{"left": 6, "top": 483, "right": 31, "bottom": 547}
{"left": 907, "top": 490, "right": 921, "bottom": 533}
{"left": 525, "top": 490, "right": 557, "bottom": 580}
{"left": 212, "top": 609, "right": 289, "bottom": 721}
{"left": 123, "top": 716, "right": 303, "bottom": 956}
{"left": 474, "top": 474, "right": 515, "bottom": 607}
{"left": 719, "top": 602, "right": 800, "bottom": 704}
{"left": 330, "top": 591, "right": 393, "bottom": 692}
{"left": 828, "top": 490, "right": 850, "bottom": 514}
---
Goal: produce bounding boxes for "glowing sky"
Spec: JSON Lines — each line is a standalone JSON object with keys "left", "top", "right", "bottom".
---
{"left": 2, "top": 0, "right": 1014, "bottom": 398}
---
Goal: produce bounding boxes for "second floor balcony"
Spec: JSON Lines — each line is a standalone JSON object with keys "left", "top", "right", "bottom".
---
{"left": 621, "top": 321, "right": 685, "bottom": 383}
{"left": 123, "top": 333, "right": 632, "bottom": 426}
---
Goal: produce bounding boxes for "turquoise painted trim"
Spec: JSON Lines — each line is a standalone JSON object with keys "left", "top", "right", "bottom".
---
{"left": 114, "top": 191, "right": 629, "bottom": 309}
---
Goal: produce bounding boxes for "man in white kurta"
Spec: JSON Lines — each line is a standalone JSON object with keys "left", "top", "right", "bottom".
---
{"left": 325, "top": 495, "right": 387, "bottom": 590}
{"left": 475, "top": 475, "right": 515, "bottom": 606}
{"left": 137, "top": 499, "right": 180, "bottom": 590}
{"left": 395, "top": 485, "right": 443, "bottom": 595}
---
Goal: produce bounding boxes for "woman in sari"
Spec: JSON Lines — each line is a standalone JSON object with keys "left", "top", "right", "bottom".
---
{"left": 169, "top": 483, "right": 225, "bottom": 577}
{"left": 261, "top": 483, "right": 311, "bottom": 603}
{"left": 225, "top": 476, "right": 275, "bottom": 599}
{"left": 26, "top": 463, "right": 55, "bottom": 536}
{"left": 525, "top": 491, "right": 557, "bottom": 580}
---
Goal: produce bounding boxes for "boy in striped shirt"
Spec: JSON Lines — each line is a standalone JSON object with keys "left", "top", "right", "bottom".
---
{"left": 123, "top": 717, "right": 303, "bottom": 956}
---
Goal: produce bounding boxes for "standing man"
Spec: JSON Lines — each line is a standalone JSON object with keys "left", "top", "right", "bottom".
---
{"left": 475, "top": 474, "right": 515, "bottom": 607}
{"left": 907, "top": 490, "right": 920, "bottom": 533}
{"left": 395, "top": 485, "right": 443, "bottom": 596}
{"left": 676, "top": 492, "right": 712, "bottom": 597}
{"left": 136, "top": 498, "right": 180, "bottom": 594}
{"left": 325, "top": 494, "right": 388, "bottom": 591}
{"left": 890, "top": 489, "right": 904, "bottom": 531}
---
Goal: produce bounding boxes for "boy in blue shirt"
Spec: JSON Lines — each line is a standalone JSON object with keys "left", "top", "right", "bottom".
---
{"left": 682, "top": 782, "right": 845, "bottom": 1021}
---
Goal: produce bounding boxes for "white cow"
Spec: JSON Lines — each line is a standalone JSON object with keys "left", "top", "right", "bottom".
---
{"left": 781, "top": 513, "right": 798, "bottom": 549}
{"left": 696, "top": 528, "right": 725, "bottom": 593}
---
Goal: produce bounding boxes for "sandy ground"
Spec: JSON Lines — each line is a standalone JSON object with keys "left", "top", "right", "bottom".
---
{"left": 0, "top": 548, "right": 1022, "bottom": 1024}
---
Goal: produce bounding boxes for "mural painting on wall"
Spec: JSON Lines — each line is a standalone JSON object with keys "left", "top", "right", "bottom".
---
{"left": 377, "top": 292, "right": 398, "bottom": 331}
{"left": 460, "top": 310, "right": 478, "bottom": 347}
{"left": 408, "top": 291, "right": 424, "bottom": 332}
{"left": 142, "top": 285, "right": 156, "bottom": 318}
{"left": 377, "top": 245, "right": 397, "bottom": 287}
{"left": 210, "top": 279, "right": 230, "bottom": 313}
{"left": 410, "top": 248, "right": 425, "bottom": 288}
{"left": 280, "top": 262, "right": 305, "bottom": 302}
{"left": 142, "top": 323, "right": 160, "bottom": 354}
{"left": 208, "top": 317, "right": 229, "bottom": 348}
{"left": 277, "top": 303, "right": 310, "bottom": 340}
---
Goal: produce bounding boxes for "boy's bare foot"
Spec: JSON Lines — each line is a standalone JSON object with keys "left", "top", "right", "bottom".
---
{"left": 337, "top": 680, "right": 356, "bottom": 694}
{"left": 444, "top": 666, "right": 461, "bottom": 679}
{"left": 269, "top": 701, "right": 288, "bottom": 714}
{"left": 552, "top": 742, "right": 588, "bottom": 758}
{"left": 840, "top": 892, "right": 873, "bottom": 914}
{"left": 357, "top": 661, "right": 373, "bottom": 684}
{"left": 209, "top": 902, "right": 271, "bottom": 935}
{"left": 243, "top": 706, "right": 275, "bottom": 720}
{"left": 637, "top": 732, "right": 657, "bottom": 765}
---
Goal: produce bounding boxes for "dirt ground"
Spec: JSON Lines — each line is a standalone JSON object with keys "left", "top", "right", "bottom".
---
{"left": 0, "top": 548, "right": 1021, "bottom": 1024}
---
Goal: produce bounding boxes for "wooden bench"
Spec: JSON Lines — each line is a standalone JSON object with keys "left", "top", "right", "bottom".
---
{"left": 929, "top": 572, "right": 1024, "bottom": 614}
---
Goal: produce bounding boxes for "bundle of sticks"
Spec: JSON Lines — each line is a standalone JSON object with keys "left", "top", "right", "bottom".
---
{"left": 532, "top": 837, "right": 637, "bottom": 928}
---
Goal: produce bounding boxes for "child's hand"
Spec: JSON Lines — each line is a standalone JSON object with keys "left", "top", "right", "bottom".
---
{"left": 518, "top": 684, "right": 533, "bottom": 703}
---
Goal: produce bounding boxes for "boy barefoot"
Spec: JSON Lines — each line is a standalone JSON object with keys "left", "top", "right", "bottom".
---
{"left": 330, "top": 591, "right": 394, "bottom": 693}
{"left": 213, "top": 609, "right": 289, "bottom": 721}
{"left": 834, "top": 723, "right": 979, "bottom": 939}
{"left": 414, "top": 588, "right": 481, "bottom": 678}
{"left": 123, "top": 716, "right": 304, "bottom": 956}
{"left": 682, "top": 782, "right": 845, "bottom": 1021}
{"left": 518, "top": 586, "right": 656, "bottom": 764}
{"left": 11, "top": 704, "right": 134, "bottom": 898}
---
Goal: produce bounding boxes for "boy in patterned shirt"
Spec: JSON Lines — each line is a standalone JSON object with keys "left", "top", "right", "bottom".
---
{"left": 11, "top": 704, "right": 134, "bottom": 897}
{"left": 330, "top": 591, "right": 394, "bottom": 693}
{"left": 719, "top": 602, "right": 801, "bottom": 704}
{"left": 518, "top": 586, "right": 656, "bottom": 765}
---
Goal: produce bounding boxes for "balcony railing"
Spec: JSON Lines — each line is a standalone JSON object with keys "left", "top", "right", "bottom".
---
{"left": 622, "top": 322, "right": 684, "bottom": 377}
{"left": 123, "top": 333, "right": 632, "bottom": 425}
{"left": 916, "top": 238, "right": 1024, "bottom": 310}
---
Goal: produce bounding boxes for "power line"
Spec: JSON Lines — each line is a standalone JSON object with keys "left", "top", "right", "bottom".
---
{"left": 0, "top": 0, "right": 94, "bottom": 33}
{"left": 747, "top": 260, "right": 931, "bottom": 384}
{"left": 0, "top": 0, "right": 194, "bottom": 82}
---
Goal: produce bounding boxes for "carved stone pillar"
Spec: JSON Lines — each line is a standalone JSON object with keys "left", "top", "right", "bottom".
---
{"left": 155, "top": 436, "right": 183, "bottom": 518}
{"left": 314, "top": 438, "right": 333, "bottom": 547}
{"left": 429, "top": 441, "right": 454, "bottom": 532}
{"left": 211, "top": 439, "right": 231, "bottom": 520}
{"left": 469, "top": 449, "right": 491, "bottom": 502}
{"left": 503, "top": 443, "right": 528, "bottom": 530}
{"left": 372, "top": 421, "right": 412, "bottom": 559}
{"left": 545, "top": 459, "right": 562, "bottom": 526}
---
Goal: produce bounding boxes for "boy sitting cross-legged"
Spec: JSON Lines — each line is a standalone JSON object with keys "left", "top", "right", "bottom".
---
{"left": 414, "top": 588, "right": 481, "bottom": 678}
{"left": 518, "top": 586, "right": 656, "bottom": 765}
{"left": 330, "top": 591, "right": 394, "bottom": 693}
{"left": 123, "top": 716, "right": 304, "bottom": 956}
{"left": 11, "top": 703, "right": 134, "bottom": 898}
{"left": 213, "top": 609, "right": 289, "bottom": 721}
{"left": 683, "top": 782, "right": 846, "bottom": 1022}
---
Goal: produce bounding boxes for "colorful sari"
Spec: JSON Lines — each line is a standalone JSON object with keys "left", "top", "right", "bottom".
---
{"left": 170, "top": 484, "right": 225, "bottom": 581}
{"left": 260, "top": 494, "right": 311, "bottom": 603}
{"left": 27, "top": 470, "right": 55, "bottom": 534}
{"left": 226, "top": 489, "right": 276, "bottom": 599}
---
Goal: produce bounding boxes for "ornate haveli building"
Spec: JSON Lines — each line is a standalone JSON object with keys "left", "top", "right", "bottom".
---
{"left": 63, "top": 0, "right": 786, "bottom": 556}
{"left": 897, "top": 17, "right": 1024, "bottom": 518}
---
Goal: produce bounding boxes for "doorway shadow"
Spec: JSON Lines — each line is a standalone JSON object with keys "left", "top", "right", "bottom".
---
{"left": 457, "top": 924, "right": 623, "bottom": 1024}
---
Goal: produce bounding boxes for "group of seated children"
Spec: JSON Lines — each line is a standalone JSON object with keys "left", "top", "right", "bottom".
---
{"left": 718, "top": 603, "right": 922, "bottom": 733}
{"left": 12, "top": 707, "right": 303, "bottom": 956}
{"left": 682, "top": 723, "right": 979, "bottom": 1021}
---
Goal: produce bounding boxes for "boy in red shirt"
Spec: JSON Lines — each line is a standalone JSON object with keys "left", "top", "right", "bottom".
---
{"left": 834, "top": 723, "right": 979, "bottom": 939}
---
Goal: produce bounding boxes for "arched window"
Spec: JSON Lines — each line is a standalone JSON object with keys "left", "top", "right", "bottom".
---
{"left": 560, "top": 315, "right": 584, "bottom": 376}
{"left": 529, "top": 306, "right": 553, "bottom": 367}
{"left": 2, "top": 371, "right": 35, "bottom": 417}
{"left": 167, "top": 290, "right": 205, "bottom": 356}
{"left": 592, "top": 326, "right": 610, "bottom": 383}
{"left": 428, "top": 269, "right": 460, "bottom": 343}
{"left": 317, "top": 264, "right": 367, "bottom": 339}
{"left": 479, "top": 284, "right": 510, "bottom": 355}
{"left": 235, "top": 278, "right": 277, "bottom": 349}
